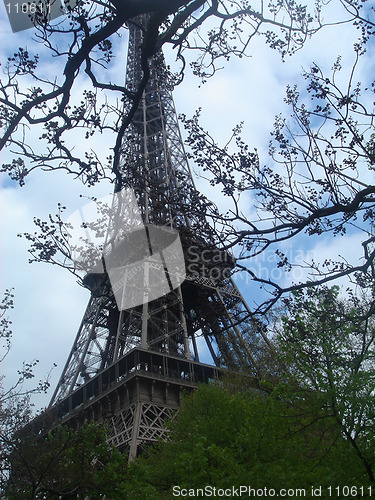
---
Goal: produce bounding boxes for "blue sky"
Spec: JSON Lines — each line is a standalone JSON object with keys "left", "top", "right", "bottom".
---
{"left": 0, "top": 1, "right": 374, "bottom": 410}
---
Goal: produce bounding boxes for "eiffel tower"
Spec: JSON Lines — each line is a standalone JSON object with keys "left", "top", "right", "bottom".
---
{"left": 43, "top": 16, "right": 271, "bottom": 460}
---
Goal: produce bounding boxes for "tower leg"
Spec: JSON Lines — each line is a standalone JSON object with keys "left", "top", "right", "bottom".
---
{"left": 128, "top": 402, "right": 142, "bottom": 461}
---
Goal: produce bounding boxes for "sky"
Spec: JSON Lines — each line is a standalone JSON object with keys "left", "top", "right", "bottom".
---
{"left": 0, "top": 1, "right": 374, "bottom": 410}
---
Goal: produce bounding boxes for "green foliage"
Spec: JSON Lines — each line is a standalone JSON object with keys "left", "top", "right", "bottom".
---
{"left": 125, "top": 384, "right": 366, "bottom": 498}
{"left": 4, "top": 285, "right": 375, "bottom": 497}
{"left": 0, "top": 288, "right": 53, "bottom": 496}
{"left": 123, "top": 286, "right": 375, "bottom": 496}
{"left": 279, "top": 286, "right": 375, "bottom": 483}
{"left": 6, "top": 421, "right": 128, "bottom": 499}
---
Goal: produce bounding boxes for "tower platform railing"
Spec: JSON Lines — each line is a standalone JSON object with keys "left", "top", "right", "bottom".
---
{"left": 25, "top": 348, "right": 223, "bottom": 435}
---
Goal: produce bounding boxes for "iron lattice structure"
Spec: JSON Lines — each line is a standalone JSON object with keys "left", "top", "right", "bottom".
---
{"left": 46, "top": 17, "right": 271, "bottom": 459}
